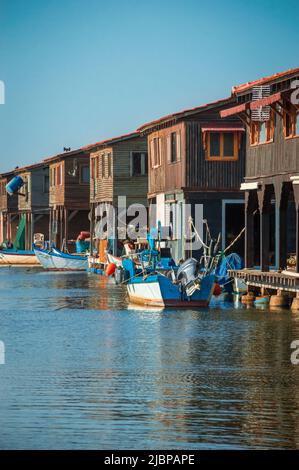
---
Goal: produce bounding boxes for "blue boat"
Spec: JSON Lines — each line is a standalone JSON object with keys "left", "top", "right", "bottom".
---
{"left": 123, "top": 256, "right": 215, "bottom": 308}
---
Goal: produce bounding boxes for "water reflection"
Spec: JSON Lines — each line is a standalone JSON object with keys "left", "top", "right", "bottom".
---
{"left": 0, "top": 268, "right": 299, "bottom": 449}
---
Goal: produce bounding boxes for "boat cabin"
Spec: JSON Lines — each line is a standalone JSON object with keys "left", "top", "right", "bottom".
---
{"left": 44, "top": 149, "right": 90, "bottom": 251}
{"left": 138, "top": 97, "right": 246, "bottom": 262}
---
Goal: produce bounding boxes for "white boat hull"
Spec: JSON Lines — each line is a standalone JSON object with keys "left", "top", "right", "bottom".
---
{"left": 0, "top": 251, "right": 40, "bottom": 265}
{"left": 34, "top": 248, "right": 87, "bottom": 271}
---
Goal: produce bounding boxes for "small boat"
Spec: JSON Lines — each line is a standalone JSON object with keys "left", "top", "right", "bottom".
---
{"left": 0, "top": 249, "right": 40, "bottom": 266}
{"left": 33, "top": 247, "right": 56, "bottom": 269}
{"left": 34, "top": 247, "right": 88, "bottom": 271}
{"left": 123, "top": 256, "right": 215, "bottom": 308}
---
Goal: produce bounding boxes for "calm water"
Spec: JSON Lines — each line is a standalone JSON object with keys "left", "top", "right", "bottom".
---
{"left": 0, "top": 267, "right": 299, "bottom": 450}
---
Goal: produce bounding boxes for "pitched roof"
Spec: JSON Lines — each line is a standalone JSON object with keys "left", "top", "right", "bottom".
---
{"left": 43, "top": 147, "right": 87, "bottom": 163}
{"left": 137, "top": 96, "right": 234, "bottom": 132}
{"left": 232, "top": 67, "right": 299, "bottom": 94}
{"left": 81, "top": 131, "right": 140, "bottom": 151}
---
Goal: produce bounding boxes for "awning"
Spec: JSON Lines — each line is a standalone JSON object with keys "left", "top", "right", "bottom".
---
{"left": 240, "top": 182, "right": 260, "bottom": 191}
{"left": 201, "top": 122, "right": 245, "bottom": 132}
{"left": 220, "top": 103, "right": 249, "bottom": 118}
{"left": 250, "top": 92, "right": 282, "bottom": 110}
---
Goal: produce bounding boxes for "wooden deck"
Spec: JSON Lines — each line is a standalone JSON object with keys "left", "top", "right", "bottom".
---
{"left": 229, "top": 269, "right": 299, "bottom": 293}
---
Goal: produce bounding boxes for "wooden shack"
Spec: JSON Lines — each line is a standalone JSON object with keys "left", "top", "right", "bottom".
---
{"left": 138, "top": 98, "right": 246, "bottom": 262}
{"left": 44, "top": 149, "right": 90, "bottom": 251}
{"left": 0, "top": 170, "right": 19, "bottom": 245}
{"left": 85, "top": 132, "right": 148, "bottom": 259}
{"left": 221, "top": 67, "right": 299, "bottom": 297}
{"left": 0, "top": 163, "right": 49, "bottom": 250}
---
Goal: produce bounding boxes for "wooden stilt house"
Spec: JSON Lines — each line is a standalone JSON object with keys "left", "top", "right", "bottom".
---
{"left": 44, "top": 149, "right": 90, "bottom": 251}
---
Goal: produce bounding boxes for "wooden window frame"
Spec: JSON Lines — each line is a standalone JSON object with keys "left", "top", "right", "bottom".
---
{"left": 79, "top": 163, "right": 90, "bottom": 185}
{"left": 150, "top": 137, "right": 162, "bottom": 169}
{"left": 130, "top": 152, "right": 148, "bottom": 176}
{"left": 206, "top": 132, "right": 239, "bottom": 161}
{"left": 250, "top": 110, "right": 275, "bottom": 146}
{"left": 107, "top": 153, "right": 112, "bottom": 178}
{"left": 283, "top": 101, "right": 299, "bottom": 139}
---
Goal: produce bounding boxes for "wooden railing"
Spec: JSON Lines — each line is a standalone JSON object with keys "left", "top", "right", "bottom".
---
{"left": 228, "top": 269, "right": 299, "bottom": 292}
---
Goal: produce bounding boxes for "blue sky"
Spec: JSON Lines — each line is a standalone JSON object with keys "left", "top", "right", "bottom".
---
{"left": 0, "top": 0, "right": 298, "bottom": 172}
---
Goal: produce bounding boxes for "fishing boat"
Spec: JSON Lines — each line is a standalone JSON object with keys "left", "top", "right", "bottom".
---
{"left": 33, "top": 246, "right": 88, "bottom": 271}
{"left": 0, "top": 249, "right": 40, "bottom": 266}
{"left": 123, "top": 256, "right": 215, "bottom": 308}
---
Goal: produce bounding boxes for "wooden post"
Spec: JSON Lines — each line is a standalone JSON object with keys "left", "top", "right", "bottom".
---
{"left": 260, "top": 210, "right": 270, "bottom": 271}
{"left": 274, "top": 181, "right": 288, "bottom": 270}
{"left": 296, "top": 204, "right": 299, "bottom": 274}
{"left": 59, "top": 207, "right": 63, "bottom": 250}
{"left": 64, "top": 208, "right": 68, "bottom": 248}
{"left": 258, "top": 186, "right": 270, "bottom": 272}
{"left": 245, "top": 206, "right": 254, "bottom": 268}
{"left": 49, "top": 209, "right": 52, "bottom": 246}
{"left": 90, "top": 203, "right": 94, "bottom": 253}
{"left": 31, "top": 212, "right": 34, "bottom": 249}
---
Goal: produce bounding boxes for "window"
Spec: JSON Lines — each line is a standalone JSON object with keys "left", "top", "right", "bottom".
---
{"left": 0, "top": 181, "right": 6, "bottom": 196}
{"left": 51, "top": 167, "right": 56, "bottom": 187}
{"left": 107, "top": 153, "right": 112, "bottom": 178}
{"left": 131, "top": 152, "right": 148, "bottom": 176}
{"left": 170, "top": 133, "right": 177, "bottom": 162}
{"left": 43, "top": 175, "right": 49, "bottom": 193}
{"left": 150, "top": 137, "right": 162, "bottom": 168}
{"left": 56, "top": 164, "right": 62, "bottom": 186}
{"left": 167, "top": 132, "right": 181, "bottom": 164}
{"left": 80, "top": 165, "right": 90, "bottom": 184}
{"left": 250, "top": 111, "right": 275, "bottom": 145}
{"left": 283, "top": 102, "right": 299, "bottom": 138}
{"left": 206, "top": 132, "right": 238, "bottom": 160}
{"left": 102, "top": 154, "right": 106, "bottom": 178}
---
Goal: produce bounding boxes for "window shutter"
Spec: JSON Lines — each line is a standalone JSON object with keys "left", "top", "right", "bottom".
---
{"left": 167, "top": 135, "right": 171, "bottom": 162}
{"left": 172, "top": 203, "right": 177, "bottom": 239}
{"left": 150, "top": 140, "right": 155, "bottom": 167}
{"left": 158, "top": 138, "right": 162, "bottom": 166}
{"left": 165, "top": 203, "right": 170, "bottom": 229}
{"left": 129, "top": 152, "right": 133, "bottom": 177}
{"left": 176, "top": 132, "right": 181, "bottom": 161}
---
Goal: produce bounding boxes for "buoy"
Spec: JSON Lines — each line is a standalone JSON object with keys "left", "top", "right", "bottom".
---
{"left": 106, "top": 263, "right": 116, "bottom": 276}
{"left": 241, "top": 292, "right": 255, "bottom": 304}
{"left": 213, "top": 283, "right": 221, "bottom": 296}
{"left": 254, "top": 295, "right": 270, "bottom": 306}
{"left": 78, "top": 231, "right": 90, "bottom": 241}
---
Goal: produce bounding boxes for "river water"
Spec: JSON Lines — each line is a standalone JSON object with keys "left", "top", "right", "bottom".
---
{"left": 0, "top": 267, "right": 299, "bottom": 450}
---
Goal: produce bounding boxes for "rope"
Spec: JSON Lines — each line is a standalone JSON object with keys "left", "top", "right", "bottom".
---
{"left": 188, "top": 217, "right": 209, "bottom": 250}
{"left": 223, "top": 227, "right": 245, "bottom": 254}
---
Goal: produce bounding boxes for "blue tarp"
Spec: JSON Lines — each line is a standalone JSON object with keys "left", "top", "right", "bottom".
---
{"left": 216, "top": 253, "right": 244, "bottom": 284}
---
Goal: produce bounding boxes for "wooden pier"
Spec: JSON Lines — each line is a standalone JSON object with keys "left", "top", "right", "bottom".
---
{"left": 229, "top": 269, "right": 299, "bottom": 293}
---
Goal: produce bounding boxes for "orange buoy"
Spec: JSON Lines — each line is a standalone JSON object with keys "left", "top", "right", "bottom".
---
{"left": 106, "top": 263, "right": 116, "bottom": 276}
{"left": 213, "top": 283, "right": 221, "bottom": 296}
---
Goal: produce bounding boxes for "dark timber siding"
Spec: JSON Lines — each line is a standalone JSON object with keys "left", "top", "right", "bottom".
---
{"left": 185, "top": 121, "right": 246, "bottom": 190}
{"left": 246, "top": 117, "right": 299, "bottom": 179}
